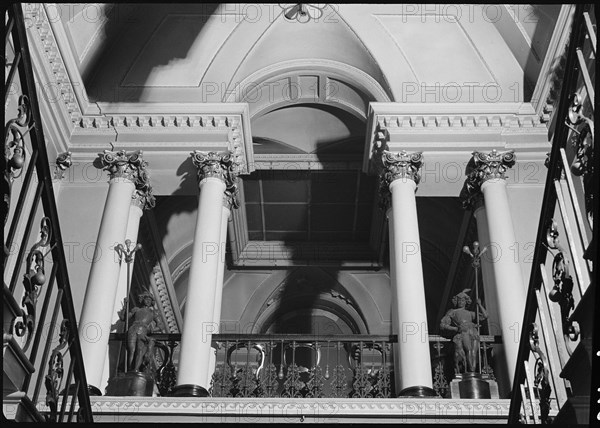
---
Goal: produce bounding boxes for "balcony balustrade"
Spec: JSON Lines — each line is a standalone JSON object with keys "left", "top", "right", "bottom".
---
{"left": 105, "top": 333, "right": 502, "bottom": 400}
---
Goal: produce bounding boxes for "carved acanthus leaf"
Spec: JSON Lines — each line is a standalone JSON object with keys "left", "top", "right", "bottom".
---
{"left": 191, "top": 151, "right": 241, "bottom": 209}
{"left": 460, "top": 149, "right": 516, "bottom": 209}
{"left": 378, "top": 150, "right": 423, "bottom": 211}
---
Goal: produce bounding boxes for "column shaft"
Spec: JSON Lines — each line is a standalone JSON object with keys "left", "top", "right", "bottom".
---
{"left": 175, "top": 177, "right": 226, "bottom": 394}
{"left": 473, "top": 204, "right": 510, "bottom": 396}
{"left": 481, "top": 178, "right": 526, "bottom": 385}
{"left": 78, "top": 177, "right": 134, "bottom": 391}
{"left": 388, "top": 178, "right": 434, "bottom": 396}
{"left": 207, "top": 206, "right": 230, "bottom": 381}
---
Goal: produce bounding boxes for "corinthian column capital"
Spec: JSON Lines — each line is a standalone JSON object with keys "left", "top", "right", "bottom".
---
{"left": 460, "top": 149, "right": 515, "bottom": 209}
{"left": 378, "top": 150, "right": 423, "bottom": 210}
{"left": 99, "top": 150, "right": 150, "bottom": 184}
{"left": 191, "top": 151, "right": 240, "bottom": 209}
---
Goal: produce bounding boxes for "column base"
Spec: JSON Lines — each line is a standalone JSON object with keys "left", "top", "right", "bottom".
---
{"left": 105, "top": 371, "right": 155, "bottom": 396}
{"left": 457, "top": 372, "right": 491, "bottom": 399}
{"left": 170, "top": 384, "right": 210, "bottom": 397}
{"left": 398, "top": 385, "right": 438, "bottom": 397}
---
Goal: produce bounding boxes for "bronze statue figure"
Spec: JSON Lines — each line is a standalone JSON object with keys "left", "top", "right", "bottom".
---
{"left": 440, "top": 288, "right": 488, "bottom": 374}
{"left": 122, "top": 291, "right": 164, "bottom": 373}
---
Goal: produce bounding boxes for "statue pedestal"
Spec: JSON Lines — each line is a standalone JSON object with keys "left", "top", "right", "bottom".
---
{"left": 106, "top": 371, "right": 154, "bottom": 396}
{"left": 449, "top": 373, "right": 498, "bottom": 399}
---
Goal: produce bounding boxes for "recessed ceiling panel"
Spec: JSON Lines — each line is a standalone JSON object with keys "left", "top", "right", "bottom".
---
{"left": 375, "top": 15, "right": 496, "bottom": 85}
{"left": 122, "top": 14, "right": 239, "bottom": 87}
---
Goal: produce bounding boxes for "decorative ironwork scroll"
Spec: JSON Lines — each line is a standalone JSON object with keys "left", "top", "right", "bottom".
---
{"left": 432, "top": 342, "right": 449, "bottom": 398}
{"left": 257, "top": 362, "right": 279, "bottom": 398}
{"left": 529, "top": 323, "right": 552, "bottom": 424}
{"left": 14, "top": 217, "right": 52, "bottom": 351}
{"left": 4, "top": 95, "right": 31, "bottom": 227}
{"left": 44, "top": 320, "right": 71, "bottom": 423}
{"left": 232, "top": 365, "right": 259, "bottom": 397}
{"left": 330, "top": 364, "right": 349, "bottom": 398}
{"left": 282, "top": 363, "right": 306, "bottom": 398}
{"left": 210, "top": 363, "right": 234, "bottom": 398}
{"left": 566, "top": 93, "right": 594, "bottom": 228}
{"left": 352, "top": 363, "right": 375, "bottom": 398}
{"left": 374, "top": 363, "right": 393, "bottom": 398}
{"left": 156, "top": 341, "right": 177, "bottom": 396}
{"left": 306, "top": 365, "right": 325, "bottom": 398}
{"left": 546, "top": 220, "right": 579, "bottom": 341}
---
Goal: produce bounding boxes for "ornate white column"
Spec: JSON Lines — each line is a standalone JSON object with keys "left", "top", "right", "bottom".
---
{"left": 78, "top": 150, "right": 148, "bottom": 394}
{"left": 461, "top": 191, "right": 510, "bottom": 396}
{"left": 380, "top": 150, "right": 436, "bottom": 397}
{"left": 207, "top": 202, "right": 231, "bottom": 382}
{"left": 172, "top": 151, "right": 239, "bottom": 397}
{"left": 461, "top": 150, "right": 525, "bottom": 387}
{"left": 102, "top": 186, "right": 156, "bottom": 391}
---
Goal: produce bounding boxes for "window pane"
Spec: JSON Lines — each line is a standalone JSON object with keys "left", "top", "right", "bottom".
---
{"left": 264, "top": 204, "right": 308, "bottom": 230}
{"left": 311, "top": 204, "right": 354, "bottom": 231}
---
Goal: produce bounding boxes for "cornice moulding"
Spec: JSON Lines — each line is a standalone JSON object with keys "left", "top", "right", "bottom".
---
{"left": 364, "top": 102, "right": 550, "bottom": 173}
{"left": 25, "top": 3, "right": 83, "bottom": 123}
{"left": 530, "top": 4, "right": 575, "bottom": 120}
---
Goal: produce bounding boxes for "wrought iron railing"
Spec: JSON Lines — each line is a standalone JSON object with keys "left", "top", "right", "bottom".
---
{"left": 3, "top": 4, "right": 93, "bottom": 422}
{"left": 508, "top": 4, "right": 596, "bottom": 424}
{"left": 210, "top": 335, "right": 395, "bottom": 399}
{"left": 106, "top": 333, "right": 502, "bottom": 399}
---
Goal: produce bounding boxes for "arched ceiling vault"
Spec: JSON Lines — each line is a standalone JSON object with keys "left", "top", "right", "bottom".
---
{"left": 62, "top": 3, "right": 564, "bottom": 107}
{"left": 44, "top": 3, "right": 564, "bottom": 331}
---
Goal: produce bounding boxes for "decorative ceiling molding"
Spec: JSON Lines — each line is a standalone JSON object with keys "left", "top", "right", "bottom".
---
{"left": 530, "top": 5, "right": 575, "bottom": 121}
{"left": 78, "top": 114, "right": 238, "bottom": 129}
{"left": 225, "top": 58, "right": 392, "bottom": 109}
{"left": 24, "top": 4, "right": 83, "bottom": 123}
{"left": 375, "top": 113, "right": 547, "bottom": 129}
{"left": 363, "top": 102, "right": 550, "bottom": 174}
{"left": 23, "top": 4, "right": 255, "bottom": 177}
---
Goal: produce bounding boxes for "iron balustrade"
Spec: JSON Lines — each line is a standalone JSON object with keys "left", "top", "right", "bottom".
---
{"left": 107, "top": 333, "right": 502, "bottom": 398}
{"left": 508, "top": 4, "right": 596, "bottom": 424}
{"left": 3, "top": 4, "right": 93, "bottom": 423}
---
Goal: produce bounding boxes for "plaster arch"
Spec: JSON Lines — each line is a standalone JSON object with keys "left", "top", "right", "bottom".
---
{"left": 235, "top": 267, "right": 388, "bottom": 335}
{"left": 225, "top": 59, "right": 392, "bottom": 118}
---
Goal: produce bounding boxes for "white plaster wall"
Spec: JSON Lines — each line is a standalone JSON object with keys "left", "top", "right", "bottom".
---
{"left": 56, "top": 183, "right": 109, "bottom": 318}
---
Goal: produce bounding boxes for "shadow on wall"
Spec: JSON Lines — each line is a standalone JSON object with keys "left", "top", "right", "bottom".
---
{"left": 83, "top": 3, "right": 221, "bottom": 102}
